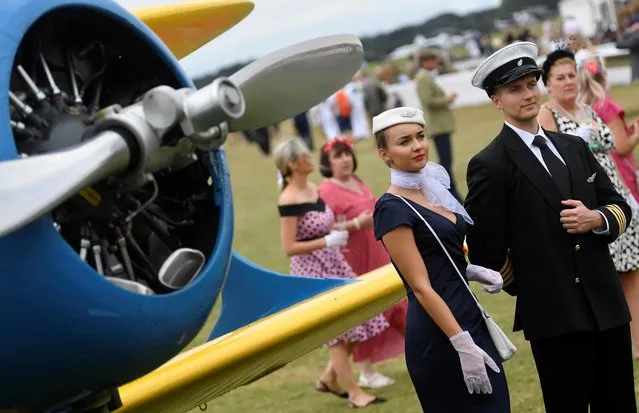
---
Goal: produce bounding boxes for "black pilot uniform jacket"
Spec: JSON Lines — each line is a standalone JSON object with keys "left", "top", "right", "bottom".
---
{"left": 464, "top": 125, "right": 632, "bottom": 341}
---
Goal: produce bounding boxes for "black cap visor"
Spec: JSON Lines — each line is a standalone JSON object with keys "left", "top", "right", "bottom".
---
{"left": 482, "top": 55, "right": 544, "bottom": 93}
{"left": 496, "top": 65, "right": 543, "bottom": 88}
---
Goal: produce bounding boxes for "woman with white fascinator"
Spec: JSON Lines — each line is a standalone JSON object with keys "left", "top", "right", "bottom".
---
{"left": 371, "top": 107, "right": 511, "bottom": 412}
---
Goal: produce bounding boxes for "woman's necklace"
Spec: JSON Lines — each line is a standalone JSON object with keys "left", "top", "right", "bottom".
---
{"left": 554, "top": 100, "right": 588, "bottom": 124}
{"left": 394, "top": 187, "right": 436, "bottom": 208}
{"left": 552, "top": 99, "right": 602, "bottom": 151}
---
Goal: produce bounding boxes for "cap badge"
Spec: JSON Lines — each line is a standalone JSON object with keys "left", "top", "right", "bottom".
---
{"left": 400, "top": 109, "right": 417, "bottom": 118}
{"left": 517, "top": 59, "right": 523, "bottom": 66}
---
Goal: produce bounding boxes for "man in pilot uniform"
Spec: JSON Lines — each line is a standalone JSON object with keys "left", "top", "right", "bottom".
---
{"left": 464, "top": 41, "right": 636, "bottom": 412}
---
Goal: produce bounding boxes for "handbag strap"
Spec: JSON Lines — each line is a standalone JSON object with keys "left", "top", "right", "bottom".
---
{"left": 391, "top": 194, "right": 490, "bottom": 319}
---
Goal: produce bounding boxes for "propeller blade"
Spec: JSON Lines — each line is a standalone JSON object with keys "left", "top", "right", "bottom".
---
{"left": 0, "top": 131, "right": 130, "bottom": 237}
{"left": 226, "top": 34, "right": 364, "bottom": 131}
{"left": 0, "top": 34, "right": 364, "bottom": 236}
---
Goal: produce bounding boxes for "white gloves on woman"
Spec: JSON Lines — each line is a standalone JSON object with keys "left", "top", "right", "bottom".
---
{"left": 574, "top": 125, "right": 598, "bottom": 142}
{"left": 450, "top": 331, "right": 500, "bottom": 394}
{"left": 324, "top": 230, "right": 348, "bottom": 249}
{"left": 466, "top": 264, "right": 503, "bottom": 294}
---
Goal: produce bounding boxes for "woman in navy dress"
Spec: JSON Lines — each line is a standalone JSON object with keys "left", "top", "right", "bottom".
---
{"left": 371, "top": 107, "right": 511, "bottom": 412}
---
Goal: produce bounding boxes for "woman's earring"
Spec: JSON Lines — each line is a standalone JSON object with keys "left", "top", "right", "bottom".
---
{"left": 382, "top": 154, "right": 392, "bottom": 167}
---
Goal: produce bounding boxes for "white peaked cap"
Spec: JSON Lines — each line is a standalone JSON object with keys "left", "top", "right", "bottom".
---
{"left": 471, "top": 41, "right": 542, "bottom": 91}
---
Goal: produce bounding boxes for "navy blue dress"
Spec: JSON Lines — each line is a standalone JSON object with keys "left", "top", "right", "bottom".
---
{"left": 374, "top": 194, "right": 510, "bottom": 413}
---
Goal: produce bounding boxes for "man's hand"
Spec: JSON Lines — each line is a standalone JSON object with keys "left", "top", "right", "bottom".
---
{"left": 560, "top": 200, "right": 604, "bottom": 234}
{"left": 448, "top": 93, "right": 458, "bottom": 104}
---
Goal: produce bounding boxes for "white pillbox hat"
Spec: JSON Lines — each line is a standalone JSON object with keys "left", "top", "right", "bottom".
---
{"left": 372, "top": 107, "right": 425, "bottom": 135}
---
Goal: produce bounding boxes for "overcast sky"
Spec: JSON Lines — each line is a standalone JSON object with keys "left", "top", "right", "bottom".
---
{"left": 116, "top": 0, "right": 498, "bottom": 78}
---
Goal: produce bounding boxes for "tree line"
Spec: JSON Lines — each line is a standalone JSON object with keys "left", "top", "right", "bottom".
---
{"left": 193, "top": 0, "right": 560, "bottom": 88}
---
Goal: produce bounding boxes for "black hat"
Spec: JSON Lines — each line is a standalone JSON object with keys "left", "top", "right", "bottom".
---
{"left": 471, "top": 42, "right": 543, "bottom": 94}
{"left": 540, "top": 49, "right": 575, "bottom": 85}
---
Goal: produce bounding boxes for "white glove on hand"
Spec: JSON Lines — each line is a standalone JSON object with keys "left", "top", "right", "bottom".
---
{"left": 324, "top": 230, "right": 348, "bottom": 249}
{"left": 450, "top": 331, "right": 500, "bottom": 394}
{"left": 574, "top": 125, "right": 597, "bottom": 142}
{"left": 466, "top": 264, "right": 503, "bottom": 294}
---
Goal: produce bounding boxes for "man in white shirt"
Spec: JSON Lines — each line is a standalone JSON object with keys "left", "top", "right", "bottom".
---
{"left": 464, "top": 41, "right": 636, "bottom": 413}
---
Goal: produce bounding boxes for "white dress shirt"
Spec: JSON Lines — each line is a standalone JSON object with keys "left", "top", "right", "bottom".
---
{"left": 504, "top": 122, "right": 610, "bottom": 235}
{"left": 505, "top": 121, "right": 566, "bottom": 171}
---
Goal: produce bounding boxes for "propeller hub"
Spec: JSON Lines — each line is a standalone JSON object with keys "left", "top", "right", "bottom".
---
{"left": 182, "top": 77, "right": 245, "bottom": 136}
{"left": 222, "top": 85, "right": 242, "bottom": 107}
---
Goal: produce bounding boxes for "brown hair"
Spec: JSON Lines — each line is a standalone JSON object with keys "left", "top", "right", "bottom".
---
{"left": 374, "top": 130, "right": 387, "bottom": 150}
{"left": 418, "top": 48, "right": 440, "bottom": 63}
{"left": 319, "top": 140, "right": 358, "bottom": 177}
{"left": 374, "top": 129, "right": 392, "bottom": 167}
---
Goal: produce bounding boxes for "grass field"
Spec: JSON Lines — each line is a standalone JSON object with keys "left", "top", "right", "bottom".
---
{"left": 188, "top": 83, "right": 639, "bottom": 412}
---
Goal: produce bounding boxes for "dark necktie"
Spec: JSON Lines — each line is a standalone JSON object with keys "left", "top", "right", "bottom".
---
{"left": 532, "top": 135, "right": 571, "bottom": 198}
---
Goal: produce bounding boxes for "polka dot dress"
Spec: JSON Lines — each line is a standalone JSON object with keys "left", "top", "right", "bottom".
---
{"left": 279, "top": 198, "right": 389, "bottom": 347}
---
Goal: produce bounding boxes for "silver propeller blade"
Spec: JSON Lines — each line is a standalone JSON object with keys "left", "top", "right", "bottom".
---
{"left": 0, "top": 34, "right": 364, "bottom": 237}
{"left": 0, "top": 131, "right": 130, "bottom": 237}
{"left": 226, "top": 34, "right": 364, "bottom": 131}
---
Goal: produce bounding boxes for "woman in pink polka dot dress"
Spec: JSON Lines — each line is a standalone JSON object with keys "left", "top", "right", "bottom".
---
{"left": 318, "top": 137, "right": 408, "bottom": 390}
{"left": 274, "top": 137, "right": 388, "bottom": 408}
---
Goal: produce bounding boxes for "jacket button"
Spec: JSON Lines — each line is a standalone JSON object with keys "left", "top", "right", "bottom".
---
{"left": 575, "top": 277, "right": 580, "bottom": 283}
{"left": 575, "top": 244, "right": 581, "bottom": 252}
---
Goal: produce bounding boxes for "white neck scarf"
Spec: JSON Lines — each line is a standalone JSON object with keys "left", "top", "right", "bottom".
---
{"left": 390, "top": 162, "right": 474, "bottom": 225}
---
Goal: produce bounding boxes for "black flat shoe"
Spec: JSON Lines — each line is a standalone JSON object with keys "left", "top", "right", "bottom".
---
{"left": 315, "top": 380, "right": 348, "bottom": 398}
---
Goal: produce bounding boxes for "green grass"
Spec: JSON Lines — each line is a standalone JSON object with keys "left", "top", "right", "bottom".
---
{"left": 186, "top": 83, "right": 639, "bottom": 412}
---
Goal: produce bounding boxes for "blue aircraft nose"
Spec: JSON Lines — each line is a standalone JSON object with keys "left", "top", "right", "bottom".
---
{"left": 0, "top": 0, "right": 233, "bottom": 409}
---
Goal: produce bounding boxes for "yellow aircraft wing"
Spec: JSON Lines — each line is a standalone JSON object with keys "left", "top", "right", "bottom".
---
{"left": 115, "top": 264, "right": 405, "bottom": 413}
{"left": 132, "top": 0, "right": 255, "bottom": 59}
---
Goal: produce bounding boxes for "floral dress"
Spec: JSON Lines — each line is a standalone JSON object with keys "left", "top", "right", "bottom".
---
{"left": 278, "top": 197, "right": 389, "bottom": 346}
{"left": 548, "top": 105, "right": 639, "bottom": 273}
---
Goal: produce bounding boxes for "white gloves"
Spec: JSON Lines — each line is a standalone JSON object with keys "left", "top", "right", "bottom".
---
{"left": 450, "top": 331, "right": 500, "bottom": 394}
{"left": 466, "top": 264, "right": 503, "bottom": 294}
{"left": 324, "top": 230, "right": 348, "bottom": 249}
{"left": 574, "top": 125, "right": 597, "bottom": 142}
